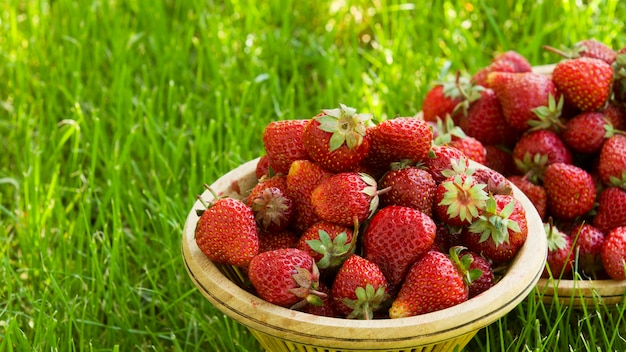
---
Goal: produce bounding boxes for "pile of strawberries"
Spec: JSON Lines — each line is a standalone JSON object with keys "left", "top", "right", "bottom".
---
{"left": 422, "top": 39, "right": 626, "bottom": 282}
{"left": 194, "top": 38, "right": 626, "bottom": 320}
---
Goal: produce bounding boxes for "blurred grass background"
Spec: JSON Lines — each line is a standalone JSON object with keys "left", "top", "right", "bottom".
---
{"left": 1, "top": 0, "right": 625, "bottom": 350}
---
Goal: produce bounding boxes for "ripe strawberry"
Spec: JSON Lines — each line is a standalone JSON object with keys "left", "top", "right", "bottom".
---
{"left": 561, "top": 111, "right": 611, "bottom": 154}
{"left": 544, "top": 39, "right": 617, "bottom": 65}
{"left": 255, "top": 154, "right": 273, "bottom": 180}
{"left": 195, "top": 194, "right": 259, "bottom": 267}
{"left": 434, "top": 173, "right": 488, "bottom": 227}
{"left": 304, "top": 282, "right": 342, "bottom": 317}
{"left": 248, "top": 248, "right": 324, "bottom": 308}
{"left": 543, "top": 163, "right": 596, "bottom": 220}
{"left": 542, "top": 222, "right": 575, "bottom": 278}
{"left": 302, "top": 105, "right": 372, "bottom": 173}
{"left": 593, "top": 187, "right": 626, "bottom": 233}
{"left": 597, "top": 134, "right": 626, "bottom": 187}
{"left": 389, "top": 248, "right": 477, "bottom": 318}
{"left": 449, "top": 136, "right": 487, "bottom": 165}
{"left": 296, "top": 221, "right": 355, "bottom": 271}
{"left": 512, "top": 129, "right": 573, "bottom": 183}
{"left": 483, "top": 145, "right": 516, "bottom": 176}
{"left": 431, "top": 222, "right": 463, "bottom": 254}
{"left": 472, "top": 167, "right": 513, "bottom": 196}
{"left": 421, "top": 81, "right": 465, "bottom": 123}
{"left": 457, "top": 88, "right": 519, "bottom": 146}
{"left": 462, "top": 250, "right": 495, "bottom": 298}
{"left": 331, "top": 254, "right": 389, "bottom": 319}
{"left": 603, "top": 103, "right": 626, "bottom": 130}
{"left": 286, "top": 160, "right": 333, "bottom": 233}
{"left": 311, "top": 172, "right": 384, "bottom": 227}
{"left": 601, "top": 226, "right": 626, "bottom": 280}
{"left": 471, "top": 60, "right": 516, "bottom": 87}
{"left": 363, "top": 205, "right": 437, "bottom": 286}
{"left": 472, "top": 50, "right": 532, "bottom": 87}
{"left": 508, "top": 175, "right": 547, "bottom": 220}
{"left": 551, "top": 57, "right": 613, "bottom": 112}
{"left": 492, "top": 50, "right": 533, "bottom": 73}
{"left": 262, "top": 119, "right": 310, "bottom": 174}
{"left": 487, "top": 71, "right": 559, "bottom": 131}
{"left": 248, "top": 187, "right": 293, "bottom": 232}
{"left": 464, "top": 194, "right": 528, "bottom": 264}
{"left": 364, "top": 117, "right": 433, "bottom": 170}
{"left": 423, "top": 145, "right": 469, "bottom": 183}
{"left": 378, "top": 162, "right": 437, "bottom": 217}
{"left": 258, "top": 229, "right": 299, "bottom": 253}
{"left": 570, "top": 223, "right": 605, "bottom": 278}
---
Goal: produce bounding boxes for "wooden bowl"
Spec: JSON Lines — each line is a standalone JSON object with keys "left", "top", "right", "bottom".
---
{"left": 530, "top": 64, "right": 626, "bottom": 307}
{"left": 182, "top": 158, "right": 547, "bottom": 352}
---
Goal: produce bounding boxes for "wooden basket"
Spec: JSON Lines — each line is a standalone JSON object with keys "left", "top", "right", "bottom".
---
{"left": 182, "top": 158, "right": 547, "bottom": 352}
{"left": 531, "top": 64, "right": 626, "bottom": 308}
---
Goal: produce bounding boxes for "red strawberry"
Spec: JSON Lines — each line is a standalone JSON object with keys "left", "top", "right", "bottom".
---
{"left": 248, "top": 248, "right": 324, "bottom": 308}
{"left": 487, "top": 71, "right": 559, "bottom": 131}
{"left": 303, "top": 105, "right": 372, "bottom": 173}
{"left": 304, "top": 282, "right": 342, "bottom": 317}
{"left": 593, "top": 187, "right": 626, "bottom": 233}
{"left": 472, "top": 60, "right": 517, "bottom": 87}
{"left": 262, "top": 119, "right": 310, "bottom": 174}
{"left": 464, "top": 194, "right": 528, "bottom": 264}
{"left": 421, "top": 81, "right": 465, "bottom": 123}
{"left": 512, "top": 129, "right": 573, "bottom": 183}
{"left": 364, "top": 117, "right": 434, "bottom": 170}
{"left": 544, "top": 39, "right": 616, "bottom": 65}
{"left": 492, "top": 50, "right": 533, "bottom": 73}
{"left": 423, "top": 145, "right": 469, "bottom": 183}
{"left": 601, "top": 226, "right": 626, "bottom": 280}
{"left": 543, "top": 163, "right": 596, "bottom": 220}
{"left": 434, "top": 173, "right": 488, "bottom": 227}
{"left": 542, "top": 222, "right": 575, "bottom": 278}
{"left": 286, "top": 160, "right": 333, "bottom": 233}
{"left": 463, "top": 250, "right": 495, "bottom": 298}
{"left": 363, "top": 205, "right": 437, "bottom": 286}
{"left": 508, "top": 175, "right": 547, "bottom": 220}
{"left": 472, "top": 167, "right": 513, "bottom": 196}
{"left": 472, "top": 51, "right": 532, "bottom": 87}
{"left": 195, "top": 194, "right": 259, "bottom": 267}
{"left": 389, "top": 248, "right": 475, "bottom": 318}
{"left": 331, "top": 254, "right": 389, "bottom": 319}
{"left": 551, "top": 57, "right": 613, "bottom": 112}
{"left": 378, "top": 162, "right": 437, "bottom": 217}
{"left": 449, "top": 136, "right": 487, "bottom": 165}
{"left": 258, "top": 229, "right": 299, "bottom": 253}
{"left": 561, "top": 111, "right": 611, "bottom": 154}
{"left": 483, "top": 145, "right": 516, "bottom": 176}
{"left": 255, "top": 154, "right": 273, "bottom": 180}
{"left": 457, "top": 88, "right": 519, "bottom": 146}
{"left": 597, "top": 134, "right": 626, "bottom": 187}
{"left": 603, "top": 103, "right": 626, "bottom": 130}
{"left": 248, "top": 186, "right": 293, "bottom": 233}
{"left": 311, "top": 172, "right": 384, "bottom": 227}
{"left": 296, "top": 221, "right": 355, "bottom": 270}
{"left": 570, "top": 223, "right": 605, "bottom": 278}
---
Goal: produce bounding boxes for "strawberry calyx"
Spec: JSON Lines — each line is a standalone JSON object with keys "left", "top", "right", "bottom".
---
{"left": 289, "top": 265, "right": 328, "bottom": 310}
{"left": 342, "top": 283, "right": 390, "bottom": 320}
{"left": 449, "top": 246, "right": 483, "bottom": 287}
{"left": 439, "top": 174, "right": 488, "bottom": 224}
{"left": 433, "top": 115, "right": 468, "bottom": 146}
{"left": 468, "top": 195, "right": 521, "bottom": 246}
{"left": 608, "top": 171, "right": 626, "bottom": 190}
{"left": 514, "top": 152, "right": 549, "bottom": 184}
{"left": 360, "top": 172, "right": 390, "bottom": 218}
{"left": 529, "top": 93, "right": 565, "bottom": 132}
{"left": 440, "top": 156, "right": 473, "bottom": 179}
{"left": 319, "top": 104, "right": 372, "bottom": 152}
{"left": 250, "top": 187, "right": 291, "bottom": 230}
{"left": 544, "top": 220, "right": 568, "bottom": 252}
{"left": 306, "top": 229, "right": 354, "bottom": 270}
{"left": 195, "top": 184, "right": 223, "bottom": 216}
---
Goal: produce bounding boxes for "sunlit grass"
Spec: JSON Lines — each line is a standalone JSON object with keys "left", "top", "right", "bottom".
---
{"left": 1, "top": 0, "right": 625, "bottom": 350}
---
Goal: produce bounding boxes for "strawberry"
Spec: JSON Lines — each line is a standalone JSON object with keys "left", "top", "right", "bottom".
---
{"left": 544, "top": 39, "right": 617, "bottom": 65}
{"left": 457, "top": 88, "right": 519, "bottom": 146}
{"left": 286, "top": 160, "right": 333, "bottom": 233}
{"left": 248, "top": 248, "right": 325, "bottom": 308}
{"left": 483, "top": 145, "right": 516, "bottom": 176}
{"left": 463, "top": 250, "right": 494, "bottom": 298}
{"left": 389, "top": 248, "right": 477, "bottom": 318}
{"left": 330, "top": 254, "right": 389, "bottom": 319}
{"left": 472, "top": 167, "right": 513, "bottom": 196}
{"left": 431, "top": 222, "right": 463, "bottom": 254}
{"left": 262, "top": 119, "right": 310, "bottom": 174}
{"left": 561, "top": 111, "right": 611, "bottom": 154}
{"left": 592, "top": 187, "right": 626, "bottom": 233}
{"left": 551, "top": 57, "right": 613, "bottom": 112}
{"left": 248, "top": 186, "right": 293, "bottom": 233}
{"left": 363, "top": 205, "right": 437, "bottom": 286}
{"left": 423, "top": 145, "right": 469, "bottom": 183}
{"left": 255, "top": 154, "right": 273, "bottom": 180}
{"left": 296, "top": 221, "right": 355, "bottom": 271}
{"left": 512, "top": 129, "right": 573, "bottom": 183}
{"left": 603, "top": 103, "right": 626, "bottom": 130}
{"left": 449, "top": 136, "right": 487, "bottom": 165}
{"left": 258, "top": 229, "right": 299, "bottom": 253}
{"left": 543, "top": 163, "right": 596, "bottom": 220}
{"left": 421, "top": 81, "right": 465, "bottom": 123}
{"left": 570, "top": 223, "right": 605, "bottom": 278}
{"left": 195, "top": 193, "right": 259, "bottom": 268}
{"left": 302, "top": 105, "right": 372, "bottom": 173}
{"left": 542, "top": 222, "right": 575, "bottom": 278}
{"left": 434, "top": 173, "right": 488, "bottom": 227}
{"left": 311, "top": 172, "right": 384, "bottom": 227}
{"left": 304, "top": 282, "right": 342, "bottom": 317}
{"left": 472, "top": 50, "right": 532, "bottom": 87}
{"left": 472, "top": 60, "right": 517, "bottom": 87}
{"left": 464, "top": 194, "right": 528, "bottom": 264}
{"left": 600, "top": 226, "right": 626, "bottom": 280}
{"left": 378, "top": 162, "right": 437, "bottom": 217}
{"left": 508, "top": 175, "right": 547, "bottom": 220}
{"left": 487, "top": 71, "right": 559, "bottom": 131}
{"left": 613, "top": 53, "right": 626, "bottom": 107}
{"left": 597, "top": 134, "right": 626, "bottom": 187}
{"left": 364, "top": 117, "right": 433, "bottom": 170}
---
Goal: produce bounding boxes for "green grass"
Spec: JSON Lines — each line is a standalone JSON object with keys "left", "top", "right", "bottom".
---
{"left": 1, "top": 0, "right": 626, "bottom": 351}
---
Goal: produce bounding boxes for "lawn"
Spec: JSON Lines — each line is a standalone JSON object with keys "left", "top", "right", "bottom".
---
{"left": 1, "top": 0, "right": 626, "bottom": 351}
